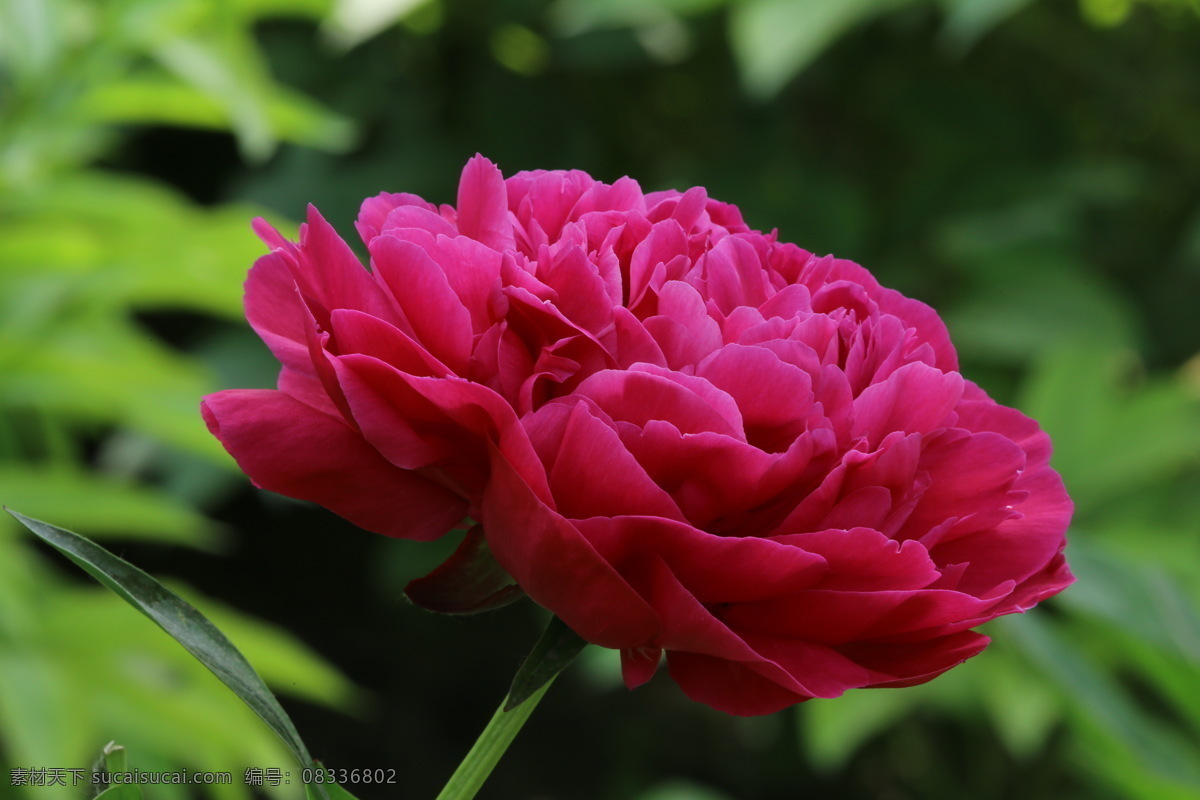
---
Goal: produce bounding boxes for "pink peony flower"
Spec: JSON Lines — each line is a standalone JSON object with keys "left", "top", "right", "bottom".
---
{"left": 202, "top": 155, "right": 1073, "bottom": 715}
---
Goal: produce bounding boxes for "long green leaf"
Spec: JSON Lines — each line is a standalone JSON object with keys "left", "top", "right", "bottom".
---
{"left": 5, "top": 509, "right": 328, "bottom": 800}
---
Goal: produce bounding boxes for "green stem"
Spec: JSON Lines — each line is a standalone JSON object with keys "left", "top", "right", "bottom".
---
{"left": 433, "top": 678, "right": 555, "bottom": 800}
{"left": 434, "top": 617, "right": 587, "bottom": 800}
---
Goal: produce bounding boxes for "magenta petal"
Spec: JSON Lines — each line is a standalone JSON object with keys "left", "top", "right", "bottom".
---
{"left": 576, "top": 367, "right": 744, "bottom": 438}
{"left": 201, "top": 390, "right": 464, "bottom": 540}
{"left": 615, "top": 554, "right": 803, "bottom": 699}
{"left": 699, "top": 235, "right": 771, "bottom": 314}
{"left": 368, "top": 236, "right": 473, "bottom": 374}
{"left": 482, "top": 439, "right": 659, "bottom": 648}
{"left": 621, "top": 647, "right": 662, "bottom": 689}
{"left": 666, "top": 651, "right": 807, "bottom": 715}
{"left": 333, "top": 353, "right": 539, "bottom": 498}
{"left": 295, "top": 205, "right": 400, "bottom": 327}
{"left": 840, "top": 630, "right": 990, "bottom": 686}
{"left": 575, "top": 516, "right": 826, "bottom": 604}
{"left": 725, "top": 585, "right": 1001, "bottom": 646}
{"left": 457, "top": 154, "right": 515, "bottom": 251}
{"left": 545, "top": 402, "right": 686, "bottom": 522}
{"left": 243, "top": 250, "right": 310, "bottom": 373}
{"left": 357, "top": 191, "right": 437, "bottom": 243}
{"left": 774, "top": 527, "right": 941, "bottom": 591}
{"left": 934, "top": 465, "right": 1074, "bottom": 598}
{"left": 624, "top": 423, "right": 775, "bottom": 527}
{"left": 852, "top": 361, "right": 964, "bottom": 446}
{"left": 628, "top": 220, "right": 688, "bottom": 309}
{"left": 900, "top": 430, "right": 1026, "bottom": 542}
{"left": 697, "top": 344, "right": 815, "bottom": 451}
{"left": 330, "top": 309, "right": 454, "bottom": 378}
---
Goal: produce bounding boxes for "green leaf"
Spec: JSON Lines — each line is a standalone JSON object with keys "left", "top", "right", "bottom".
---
{"left": 91, "top": 742, "right": 143, "bottom": 800}
{"left": 325, "top": 0, "right": 434, "bottom": 48}
{"left": 729, "top": 0, "right": 908, "bottom": 99}
{"left": 80, "top": 76, "right": 355, "bottom": 152}
{"left": 939, "top": 0, "right": 1035, "bottom": 50}
{"left": 4, "top": 509, "right": 328, "bottom": 800}
{"left": 0, "top": 466, "right": 221, "bottom": 549}
{"left": 0, "top": 0, "right": 65, "bottom": 83}
{"left": 91, "top": 742, "right": 141, "bottom": 800}
{"left": 504, "top": 616, "right": 588, "bottom": 711}
{"left": 1061, "top": 539, "right": 1200, "bottom": 661}
{"left": 167, "top": 582, "right": 363, "bottom": 709}
{"left": 102, "top": 740, "right": 128, "bottom": 773}
{"left": 1002, "top": 613, "right": 1200, "bottom": 788}
{"left": 1019, "top": 347, "right": 1200, "bottom": 511}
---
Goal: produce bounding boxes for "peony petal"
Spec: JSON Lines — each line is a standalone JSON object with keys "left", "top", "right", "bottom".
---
{"left": 201, "top": 390, "right": 464, "bottom": 540}
{"left": 697, "top": 344, "right": 815, "bottom": 452}
{"left": 839, "top": 630, "right": 989, "bottom": 686}
{"left": 294, "top": 205, "right": 400, "bottom": 328}
{"left": 543, "top": 402, "right": 686, "bottom": 522}
{"left": 575, "top": 367, "right": 743, "bottom": 439}
{"left": 852, "top": 361, "right": 964, "bottom": 447}
{"left": 772, "top": 527, "right": 941, "bottom": 591}
{"left": 368, "top": 236, "right": 473, "bottom": 374}
{"left": 575, "top": 515, "right": 826, "bottom": 604}
{"left": 933, "top": 465, "right": 1073, "bottom": 599}
{"left": 628, "top": 219, "right": 689, "bottom": 310}
{"left": 482, "top": 438, "right": 659, "bottom": 648}
{"left": 333, "top": 353, "right": 540, "bottom": 498}
{"left": 456, "top": 154, "right": 515, "bottom": 251}
{"left": 666, "top": 650, "right": 808, "bottom": 715}
{"left": 622, "top": 422, "right": 775, "bottom": 527}
{"left": 724, "top": 585, "right": 1002, "bottom": 646}
{"left": 330, "top": 309, "right": 455, "bottom": 380}
{"left": 379, "top": 203, "right": 460, "bottom": 240}
{"left": 356, "top": 191, "right": 438, "bottom": 243}
{"left": 620, "top": 647, "right": 663, "bottom": 689}
{"left": 243, "top": 250, "right": 311, "bottom": 373}
{"left": 900, "top": 429, "right": 1026, "bottom": 543}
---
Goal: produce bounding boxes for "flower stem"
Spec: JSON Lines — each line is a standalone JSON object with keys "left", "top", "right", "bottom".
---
{"left": 434, "top": 616, "right": 587, "bottom": 800}
{"left": 433, "top": 678, "right": 555, "bottom": 800}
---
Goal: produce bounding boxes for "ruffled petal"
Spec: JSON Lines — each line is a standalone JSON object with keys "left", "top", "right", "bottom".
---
{"left": 201, "top": 389, "right": 464, "bottom": 540}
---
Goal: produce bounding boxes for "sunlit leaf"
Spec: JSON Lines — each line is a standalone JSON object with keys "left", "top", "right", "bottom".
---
{"left": 939, "top": 0, "right": 1035, "bottom": 50}
{"left": 1002, "top": 613, "right": 1200, "bottom": 788}
{"left": 1020, "top": 347, "right": 1200, "bottom": 510}
{"left": 325, "top": 0, "right": 433, "bottom": 47}
{"left": 0, "top": 467, "right": 220, "bottom": 549}
{"left": 81, "top": 77, "right": 355, "bottom": 151}
{"left": 1061, "top": 539, "right": 1200, "bottom": 661}
{"left": 729, "top": 0, "right": 907, "bottom": 99}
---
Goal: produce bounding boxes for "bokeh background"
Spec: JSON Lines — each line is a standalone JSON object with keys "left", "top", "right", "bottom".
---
{"left": 3, "top": 0, "right": 1200, "bottom": 798}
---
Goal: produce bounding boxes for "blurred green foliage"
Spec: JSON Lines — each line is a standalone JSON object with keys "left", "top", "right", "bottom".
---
{"left": 3, "top": 1, "right": 1200, "bottom": 799}
{"left": 1, "top": 1, "right": 359, "bottom": 797}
